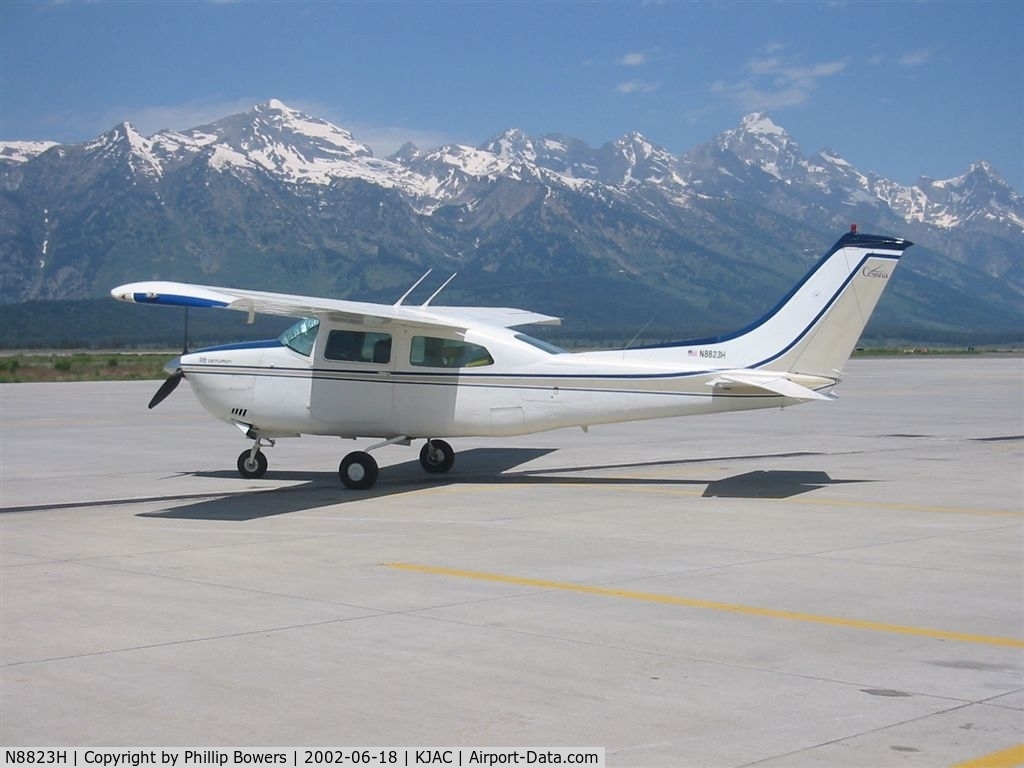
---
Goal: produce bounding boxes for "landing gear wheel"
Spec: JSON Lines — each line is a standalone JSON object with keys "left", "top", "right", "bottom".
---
{"left": 236, "top": 449, "right": 268, "bottom": 479}
{"left": 419, "top": 439, "right": 455, "bottom": 474}
{"left": 339, "top": 451, "right": 379, "bottom": 490}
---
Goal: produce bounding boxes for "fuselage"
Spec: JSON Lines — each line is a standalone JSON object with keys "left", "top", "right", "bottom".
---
{"left": 178, "top": 319, "right": 828, "bottom": 442}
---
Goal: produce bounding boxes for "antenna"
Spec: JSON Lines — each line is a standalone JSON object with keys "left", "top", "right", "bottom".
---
{"left": 623, "top": 317, "right": 654, "bottom": 350}
{"left": 423, "top": 273, "right": 458, "bottom": 306}
{"left": 394, "top": 270, "right": 432, "bottom": 306}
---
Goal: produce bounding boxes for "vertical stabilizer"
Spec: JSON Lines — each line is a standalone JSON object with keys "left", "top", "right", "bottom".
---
{"left": 768, "top": 231, "right": 912, "bottom": 377}
{"left": 623, "top": 229, "right": 912, "bottom": 377}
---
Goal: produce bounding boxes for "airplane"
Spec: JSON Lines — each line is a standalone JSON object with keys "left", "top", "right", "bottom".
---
{"left": 111, "top": 226, "right": 911, "bottom": 490}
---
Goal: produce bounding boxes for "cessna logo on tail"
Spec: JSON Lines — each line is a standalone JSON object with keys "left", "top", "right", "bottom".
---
{"left": 862, "top": 265, "right": 890, "bottom": 279}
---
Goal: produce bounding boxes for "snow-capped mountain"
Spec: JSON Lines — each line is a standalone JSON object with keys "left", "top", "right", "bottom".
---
{"left": 709, "top": 112, "right": 807, "bottom": 180}
{"left": 1, "top": 101, "right": 1020, "bottom": 342}
{"left": 685, "top": 112, "right": 1024, "bottom": 234}
{"left": 6, "top": 102, "right": 1019, "bottom": 231}
{"left": 68, "top": 100, "right": 414, "bottom": 189}
{"left": 896, "top": 162, "right": 1023, "bottom": 229}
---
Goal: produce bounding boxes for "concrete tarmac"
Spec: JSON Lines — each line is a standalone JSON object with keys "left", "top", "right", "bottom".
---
{"left": 1, "top": 357, "right": 1022, "bottom": 766}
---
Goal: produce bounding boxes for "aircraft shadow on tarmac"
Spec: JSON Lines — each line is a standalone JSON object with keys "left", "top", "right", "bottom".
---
{"left": 136, "top": 448, "right": 868, "bottom": 522}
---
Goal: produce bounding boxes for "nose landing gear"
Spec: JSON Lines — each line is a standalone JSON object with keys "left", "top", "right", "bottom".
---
{"left": 236, "top": 436, "right": 275, "bottom": 479}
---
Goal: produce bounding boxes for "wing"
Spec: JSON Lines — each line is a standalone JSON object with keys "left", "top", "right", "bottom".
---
{"left": 419, "top": 306, "right": 561, "bottom": 328}
{"left": 110, "top": 281, "right": 560, "bottom": 330}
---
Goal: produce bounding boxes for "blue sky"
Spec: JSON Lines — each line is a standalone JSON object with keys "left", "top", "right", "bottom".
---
{"left": 2, "top": 1, "right": 1022, "bottom": 190}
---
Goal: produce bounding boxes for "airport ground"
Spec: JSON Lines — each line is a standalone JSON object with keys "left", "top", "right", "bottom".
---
{"left": 1, "top": 357, "right": 1021, "bottom": 767}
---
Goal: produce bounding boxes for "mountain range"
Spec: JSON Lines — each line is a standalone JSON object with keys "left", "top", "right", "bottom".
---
{"left": 1, "top": 99, "right": 1021, "bottom": 346}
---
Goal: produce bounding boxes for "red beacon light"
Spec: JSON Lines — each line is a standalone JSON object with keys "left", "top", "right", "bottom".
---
{"left": 850, "top": 223, "right": 858, "bottom": 234}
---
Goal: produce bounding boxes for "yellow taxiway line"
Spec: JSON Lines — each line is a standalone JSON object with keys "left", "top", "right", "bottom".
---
{"left": 387, "top": 562, "right": 1024, "bottom": 649}
{"left": 950, "top": 743, "right": 1024, "bottom": 768}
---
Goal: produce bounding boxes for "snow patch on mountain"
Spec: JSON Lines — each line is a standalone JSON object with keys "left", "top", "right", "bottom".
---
{"left": 0, "top": 140, "right": 59, "bottom": 164}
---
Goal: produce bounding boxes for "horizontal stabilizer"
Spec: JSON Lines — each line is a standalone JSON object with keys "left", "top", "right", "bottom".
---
{"left": 707, "top": 372, "right": 836, "bottom": 401}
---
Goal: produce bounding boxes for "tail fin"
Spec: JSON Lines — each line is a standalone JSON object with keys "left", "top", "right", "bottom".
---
{"left": 632, "top": 229, "right": 912, "bottom": 378}
{"left": 765, "top": 229, "right": 912, "bottom": 377}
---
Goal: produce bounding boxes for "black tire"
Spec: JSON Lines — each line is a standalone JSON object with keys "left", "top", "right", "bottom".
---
{"left": 419, "top": 439, "right": 455, "bottom": 474}
{"left": 339, "top": 451, "right": 379, "bottom": 490}
{"left": 237, "top": 449, "right": 268, "bottom": 479}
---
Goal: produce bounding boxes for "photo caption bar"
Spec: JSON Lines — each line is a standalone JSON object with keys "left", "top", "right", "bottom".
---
{"left": 2, "top": 749, "right": 606, "bottom": 768}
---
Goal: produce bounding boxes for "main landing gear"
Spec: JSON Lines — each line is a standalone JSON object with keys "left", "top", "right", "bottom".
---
{"left": 338, "top": 451, "right": 378, "bottom": 490}
{"left": 232, "top": 436, "right": 455, "bottom": 490}
{"left": 419, "top": 438, "right": 455, "bottom": 474}
{"left": 337, "top": 438, "right": 455, "bottom": 490}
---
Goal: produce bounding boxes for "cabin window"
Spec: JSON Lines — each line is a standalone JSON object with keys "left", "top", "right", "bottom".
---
{"left": 278, "top": 317, "right": 320, "bottom": 356}
{"left": 324, "top": 329, "right": 392, "bottom": 364}
{"left": 410, "top": 336, "right": 494, "bottom": 368}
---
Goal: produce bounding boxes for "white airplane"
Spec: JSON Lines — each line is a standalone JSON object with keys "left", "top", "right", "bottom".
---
{"left": 112, "top": 227, "right": 911, "bottom": 490}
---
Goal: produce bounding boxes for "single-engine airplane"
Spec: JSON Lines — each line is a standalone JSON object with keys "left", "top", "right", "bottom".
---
{"left": 112, "top": 227, "right": 911, "bottom": 490}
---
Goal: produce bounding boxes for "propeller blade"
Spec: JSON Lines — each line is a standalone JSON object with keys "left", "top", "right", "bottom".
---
{"left": 148, "top": 369, "right": 184, "bottom": 409}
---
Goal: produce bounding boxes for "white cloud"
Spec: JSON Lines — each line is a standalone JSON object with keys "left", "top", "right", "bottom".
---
{"left": 712, "top": 52, "right": 847, "bottom": 111}
{"left": 617, "top": 80, "right": 660, "bottom": 95}
{"left": 899, "top": 49, "right": 931, "bottom": 67}
{"left": 620, "top": 52, "right": 648, "bottom": 67}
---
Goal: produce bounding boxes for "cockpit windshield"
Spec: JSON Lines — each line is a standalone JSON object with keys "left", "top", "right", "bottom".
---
{"left": 278, "top": 317, "right": 320, "bottom": 356}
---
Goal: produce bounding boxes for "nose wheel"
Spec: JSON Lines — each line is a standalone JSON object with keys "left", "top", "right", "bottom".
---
{"left": 235, "top": 435, "right": 275, "bottom": 479}
{"left": 237, "top": 448, "right": 269, "bottom": 479}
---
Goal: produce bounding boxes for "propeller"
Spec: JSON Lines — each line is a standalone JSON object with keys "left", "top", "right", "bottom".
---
{"left": 149, "top": 367, "right": 184, "bottom": 409}
{"left": 149, "top": 307, "right": 190, "bottom": 410}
